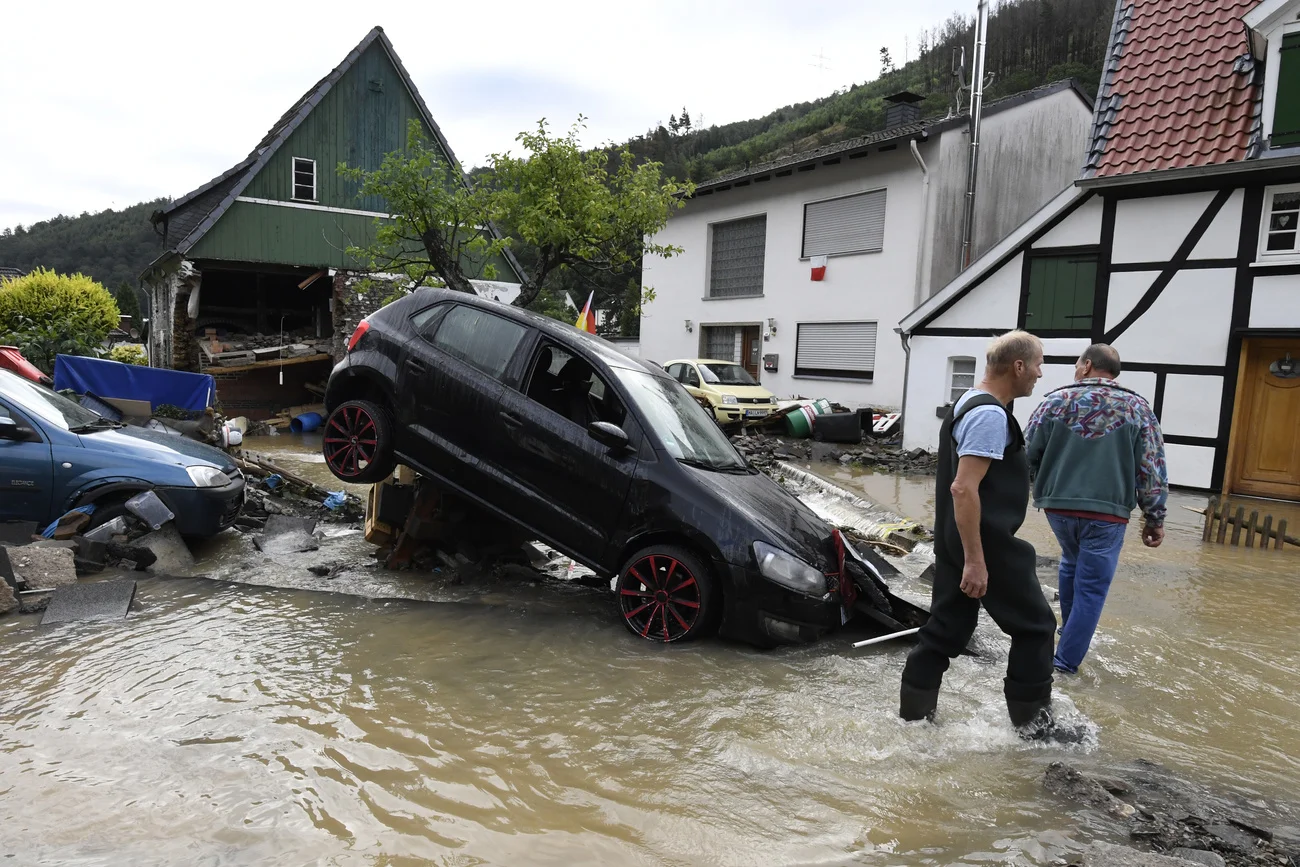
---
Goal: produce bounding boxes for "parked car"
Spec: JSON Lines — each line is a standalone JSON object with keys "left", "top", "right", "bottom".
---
{"left": 0, "top": 370, "right": 245, "bottom": 537}
{"left": 322, "top": 288, "right": 903, "bottom": 648}
{"left": 661, "top": 358, "right": 779, "bottom": 427}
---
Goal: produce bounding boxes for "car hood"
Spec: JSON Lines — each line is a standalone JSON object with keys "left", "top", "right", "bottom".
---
{"left": 82, "top": 425, "right": 236, "bottom": 471}
{"left": 702, "top": 384, "right": 775, "bottom": 401}
{"left": 683, "top": 465, "right": 833, "bottom": 568}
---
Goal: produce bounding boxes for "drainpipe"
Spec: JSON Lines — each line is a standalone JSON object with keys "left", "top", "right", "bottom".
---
{"left": 909, "top": 138, "right": 930, "bottom": 309}
{"left": 896, "top": 327, "right": 911, "bottom": 443}
{"left": 960, "top": 0, "right": 990, "bottom": 271}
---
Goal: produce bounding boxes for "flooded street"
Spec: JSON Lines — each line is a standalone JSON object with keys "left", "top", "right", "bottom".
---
{"left": 2, "top": 443, "right": 1298, "bottom": 865}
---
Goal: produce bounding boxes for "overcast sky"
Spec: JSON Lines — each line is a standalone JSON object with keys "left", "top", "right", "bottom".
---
{"left": 1, "top": 0, "right": 966, "bottom": 231}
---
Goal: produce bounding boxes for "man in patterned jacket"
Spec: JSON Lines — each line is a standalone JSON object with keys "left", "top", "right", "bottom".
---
{"left": 1025, "top": 344, "right": 1168, "bottom": 675}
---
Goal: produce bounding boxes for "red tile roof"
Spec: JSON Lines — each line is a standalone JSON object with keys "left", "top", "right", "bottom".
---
{"left": 1087, "top": 0, "right": 1261, "bottom": 177}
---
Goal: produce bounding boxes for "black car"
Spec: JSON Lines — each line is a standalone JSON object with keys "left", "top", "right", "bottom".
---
{"left": 323, "top": 288, "right": 909, "bottom": 647}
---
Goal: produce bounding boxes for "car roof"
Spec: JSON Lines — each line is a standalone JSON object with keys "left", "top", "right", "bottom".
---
{"left": 665, "top": 359, "right": 742, "bottom": 366}
{"left": 405, "top": 287, "right": 670, "bottom": 378}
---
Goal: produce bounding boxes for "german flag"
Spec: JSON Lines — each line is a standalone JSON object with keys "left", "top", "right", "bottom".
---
{"left": 574, "top": 291, "right": 597, "bottom": 334}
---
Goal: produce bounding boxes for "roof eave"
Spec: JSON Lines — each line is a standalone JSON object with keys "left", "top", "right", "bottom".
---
{"left": 1077, "top": 151, "right": 1300, "bottom": 188}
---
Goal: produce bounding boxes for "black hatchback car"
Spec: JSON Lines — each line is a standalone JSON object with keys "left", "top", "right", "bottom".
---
{"left": 323, "top": 288, "right": 899, "bottom": 648}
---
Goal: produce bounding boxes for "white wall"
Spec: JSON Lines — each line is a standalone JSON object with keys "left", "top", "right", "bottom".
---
{"left": 928, "top": 253, "right": 1023, "bottom": 328}
{"left": 1250, "top": 273, "right": 1300, "bottom": 327}
{"left": 641, "top": 147, "right": 928, "bottom": 409}
{"left": 1034, "top": 195, "right": 1103, "bottom": 248}
{"left": 1112, "top": 192, "right": 1220, "bottom": 263}
{"left": 1110, "top": 268, "right": 1237, "bottom": 366}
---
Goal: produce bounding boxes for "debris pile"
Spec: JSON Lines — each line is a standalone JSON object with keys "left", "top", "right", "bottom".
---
{"left": 1046, "top": 761, "right": 1300, "bottom": 867}
{"left": 732, "top": 433, "right": 939, "bottom": 475}
{"left": 234, "top": 450, "right": 363, "bottom": 523}
{"left": 197, "top": 327, "right": 332, "bottom": 369}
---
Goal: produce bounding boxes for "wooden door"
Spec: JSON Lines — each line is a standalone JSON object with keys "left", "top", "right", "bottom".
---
{"left": 741, "top": 326, "right": 762, "bottom": 381}
{"left": 1231, "top": 338, "right": 1300, "bottom": 500}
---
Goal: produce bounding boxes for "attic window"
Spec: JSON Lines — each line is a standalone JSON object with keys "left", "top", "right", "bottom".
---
{"left": 292, "top": 157, "right": 317, "bottom": 202}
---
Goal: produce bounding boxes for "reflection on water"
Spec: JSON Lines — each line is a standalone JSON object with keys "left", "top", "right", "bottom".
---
{"left": 1, "top": 448, "right": 1297, "bottom": 865}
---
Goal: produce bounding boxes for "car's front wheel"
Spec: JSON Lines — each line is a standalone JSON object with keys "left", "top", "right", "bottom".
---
{"left": 322, "top": 399, "right": 396, "bottom": 483}
{"left": 616, "top": 545, "right": 720, "bottom": 642}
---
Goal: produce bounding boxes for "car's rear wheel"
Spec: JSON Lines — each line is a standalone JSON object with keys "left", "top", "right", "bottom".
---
{"left": 616, "top": 545, "right": 719, "bottom": 643}
{"left": 323, "top": 400, "right": 395, "bottom": 483}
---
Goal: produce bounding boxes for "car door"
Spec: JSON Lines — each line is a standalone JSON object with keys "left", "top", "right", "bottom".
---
{"left": 494, "top": 342, "right": 640, "bottom": 562}
{"left": 402, "top": 303, "right": 528, "bottom": 494}
{"left": 0, "top": 398, "right": 54, "bottom": 524}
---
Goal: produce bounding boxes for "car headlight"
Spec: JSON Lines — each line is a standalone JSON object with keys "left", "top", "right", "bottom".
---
{"left": 186, "top": 465, "right": 228, "bottom": 487}
{"left": 721, "top": 394, "right": 739, "bottom": 405}
{"left": 753, "top": 542, "right": 830, "bottom": 597}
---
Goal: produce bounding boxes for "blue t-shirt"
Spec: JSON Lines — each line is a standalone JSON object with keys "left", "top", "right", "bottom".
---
{"left": 952, "top": 389, "right": 1009, "bottom": 460}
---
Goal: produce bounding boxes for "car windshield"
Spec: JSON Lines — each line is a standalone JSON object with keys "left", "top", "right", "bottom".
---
{"left": 699, "top": 363, "right": 758, "bottom": 386}
{"left": 0, "top": 370, "right": 107, "bottom": 432}
{"left": 613, "top": 369, "right": 747, "bottom": 471}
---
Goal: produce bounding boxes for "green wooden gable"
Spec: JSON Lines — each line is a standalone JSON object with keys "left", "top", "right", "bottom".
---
{"left": 154, "top": 27, "right": 523, "bottom": 282}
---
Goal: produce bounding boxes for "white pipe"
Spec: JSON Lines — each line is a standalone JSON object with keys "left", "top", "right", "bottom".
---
{"left": 853, "top": 627, "right": 921, "bottom": 648}
{"left": 909, "top": 139, "right": 930, "bottom": 309}
{"left": 960, "top": 0, "right": 990, "bottom": 271}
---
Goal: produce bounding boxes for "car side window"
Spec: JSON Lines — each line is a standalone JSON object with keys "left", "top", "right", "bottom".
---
{"left": 665, "top": 363, "right": 684, "bottom": 381}
{"left": 523, "top": 344, "right": 625, "bottom": 430}
{"left": 410, "top": 302, "right": 451, "bottom": 339}
{"left": 682, "top": 366, "right": 700, "bottom": 388}
{"left": 0, "top": 402, "right": 10, "bottom": 419}
{"left": 429, "top": 305, "right": 527, "bottom": 379}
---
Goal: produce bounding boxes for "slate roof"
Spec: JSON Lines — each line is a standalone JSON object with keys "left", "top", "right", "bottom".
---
{"left": 1084, "top": 0, "right": 1262, "bottom": 178}
{"left": 695, "top": 80, "right": 1093, "bottom": 193}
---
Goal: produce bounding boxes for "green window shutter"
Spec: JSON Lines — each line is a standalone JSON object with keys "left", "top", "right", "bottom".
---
{"left": 1275, "top": 32, "right": 1300, "bottom": 148}
{"left": 1023, "top": 254, "right": 1097, "bottom": 333}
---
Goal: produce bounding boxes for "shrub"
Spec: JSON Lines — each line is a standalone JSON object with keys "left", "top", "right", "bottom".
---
{"left": 0, "top": 268, "right": 120, "bottom": 372}
{"left": 109, "top": 344, "right": 148, "bottom": 366}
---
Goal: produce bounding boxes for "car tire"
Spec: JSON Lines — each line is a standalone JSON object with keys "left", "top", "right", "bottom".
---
{"left": 322, "top": 399, "right": 396, "bottom": 484}
{"left": 616, "top": 545, "right": 720, "bottom": 643}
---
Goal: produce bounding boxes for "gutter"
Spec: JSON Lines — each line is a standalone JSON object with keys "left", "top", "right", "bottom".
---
{"left": 909, "top": 139, "right": 930, "bottom": 310}
{"left": 1077, "top": 152, "right": 1300, "bottom": 188}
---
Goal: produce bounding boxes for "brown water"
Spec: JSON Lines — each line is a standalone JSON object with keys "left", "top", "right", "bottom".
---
{"left": 2, "top": 449, "right": 1298, "bottom": 865}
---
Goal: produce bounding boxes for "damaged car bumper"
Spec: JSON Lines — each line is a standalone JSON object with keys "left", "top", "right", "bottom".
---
{"left": 154, "top": 473, "right": 246, "bottom": 537}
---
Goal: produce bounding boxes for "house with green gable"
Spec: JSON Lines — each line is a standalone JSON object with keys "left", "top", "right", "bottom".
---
{"left": 142, "top": 26, "right": 523, "bottom": 417}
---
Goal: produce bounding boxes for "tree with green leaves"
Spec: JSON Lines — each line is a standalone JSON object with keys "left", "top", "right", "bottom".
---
{"left": 340, "top": 117, "right": 694, "bottom": 311}
{"left": 114, "top": 281, "right": 141, "bottom": 330}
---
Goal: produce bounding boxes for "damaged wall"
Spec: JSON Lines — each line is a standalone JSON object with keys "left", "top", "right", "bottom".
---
{"left": 143, "top": 259, "right": 200, "bottom": 371}
{"left": 332, "top": 271, "right": 410, "bottom": 360}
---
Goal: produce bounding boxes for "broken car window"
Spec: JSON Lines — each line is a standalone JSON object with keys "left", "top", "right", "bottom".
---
{"left": 430, "top": 305, "right": 526, "bottom": 380}
{"left": 612, "top": 369, "right": 745, "bottom": 470}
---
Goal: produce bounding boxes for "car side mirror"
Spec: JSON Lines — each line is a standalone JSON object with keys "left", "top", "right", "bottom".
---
{"left": 588, "top": 421, "right": 631, "bottom": 452}
{"left": 0, "top": 417, "right": 32, "bottom": 442}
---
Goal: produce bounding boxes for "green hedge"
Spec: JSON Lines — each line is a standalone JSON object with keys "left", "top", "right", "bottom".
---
{"left": 0, "top": 268, "right": 121, "bottom": 371}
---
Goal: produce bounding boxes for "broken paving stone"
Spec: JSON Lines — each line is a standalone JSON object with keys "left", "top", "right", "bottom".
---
{"left": 136, "top": 526, "right": 196, "bottom": 575}
{"left": 40, "top": 579, "right": 137, "bottom": 625}
{"left": 10, "top": 546, "right": 78, "bottom": 590}
{"left": 264, "top": 515, "right": 318, "bottom": 537}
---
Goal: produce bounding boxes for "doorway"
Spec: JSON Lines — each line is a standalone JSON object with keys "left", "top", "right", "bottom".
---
{"left": 1226, "top": 337, "right": 1300, "bottom": 501}
{"left": 700, "top": 324, "right": 763, "bottom": 381}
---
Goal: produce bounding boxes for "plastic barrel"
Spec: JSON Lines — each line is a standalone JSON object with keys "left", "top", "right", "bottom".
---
{"left": 814, "top": 398, "right": 832, "bottom": 415}
{"left": 290, "top": 411, "right": 323, "bottom": 433}
{"left": 783, "top": 403, "right": 818, "bottom": 438}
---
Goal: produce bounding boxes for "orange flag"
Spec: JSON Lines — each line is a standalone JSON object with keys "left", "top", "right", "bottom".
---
{"left": 574, "top": 291, "right": 597, "bottom": 334}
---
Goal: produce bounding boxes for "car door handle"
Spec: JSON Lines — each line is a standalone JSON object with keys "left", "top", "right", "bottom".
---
{"left": 498, "top": 411, "right": 523, "bottom": 429}
{"left": 406, "top": 358, "right": 428, "bottom": 375}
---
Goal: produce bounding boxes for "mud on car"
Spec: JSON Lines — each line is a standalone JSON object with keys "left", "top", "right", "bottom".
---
{"left": 322, "top": 288, "right": 911, "bottom": 648}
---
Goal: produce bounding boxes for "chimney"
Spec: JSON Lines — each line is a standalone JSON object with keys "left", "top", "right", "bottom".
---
{"left": 884, "top": 91, "right": 925, "bottom": 129}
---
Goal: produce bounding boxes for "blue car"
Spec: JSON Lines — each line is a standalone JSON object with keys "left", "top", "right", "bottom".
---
{"left": 0, "top": 369, "right": 245, "bottom": 537}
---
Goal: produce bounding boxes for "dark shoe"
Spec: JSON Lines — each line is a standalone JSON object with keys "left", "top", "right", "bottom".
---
{"left": 1006, "top": 699, "right": 1088, "bottom": 744}
{"left": 900, "top": 682, "right": 939, "bottom": 722}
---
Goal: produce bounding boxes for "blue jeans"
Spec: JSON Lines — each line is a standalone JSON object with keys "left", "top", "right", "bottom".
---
{"left": 1046, "top": 514, "right": 1128, "bottom": 673}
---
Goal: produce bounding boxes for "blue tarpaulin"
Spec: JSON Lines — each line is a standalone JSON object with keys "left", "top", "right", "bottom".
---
{"left": 53, "top": 355, "right": 214, "bottom": 412}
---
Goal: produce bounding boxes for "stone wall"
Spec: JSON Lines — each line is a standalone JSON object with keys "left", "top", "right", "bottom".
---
{"left": 331, "top": 271, "right": 412, "bottom": 361}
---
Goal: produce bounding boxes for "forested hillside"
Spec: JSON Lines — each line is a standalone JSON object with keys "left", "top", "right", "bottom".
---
{"left": 0, "top": 199, "right": 167, "bottom": 292}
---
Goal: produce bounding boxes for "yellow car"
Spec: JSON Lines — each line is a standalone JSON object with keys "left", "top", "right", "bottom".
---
{"left": 662, "top": 359, "right": 779, "bottom": 426}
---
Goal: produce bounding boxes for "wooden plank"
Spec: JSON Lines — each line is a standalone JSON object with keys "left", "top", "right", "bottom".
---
{"left": 1202, "top": 496, "right": 1218, "bottom": 542}
{"left": 1217, "top": 502, "right": 1231, "bottom": 544}
{"left": 1260, "top": 515, "right": 1273, "bottom": 551}
{"left": 1278, "top": 520, "right": 1288, "bottom": 551}
{"left": 1230, "top": 507, "right": 1245, "bottom": 545}
{"left": 205, "top": 353, "right": 332, "bottom": 374}
{"left": 1245, "top": 510, "right": 1259, "bottom": 548}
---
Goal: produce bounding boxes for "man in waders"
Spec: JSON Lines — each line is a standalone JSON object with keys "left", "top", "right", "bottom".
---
{"left": 900, "top": 331, "right": 1063, "bottom": 738}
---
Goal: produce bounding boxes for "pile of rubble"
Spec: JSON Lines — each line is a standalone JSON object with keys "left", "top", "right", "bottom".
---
{"left": 1046, "top": 761, "right": 1300, "bottom": 867}
{"left": 197, "top": 327, "right": 332, "bottom": 368}
{"left": 733, "top": 433, "right": 939, "bottom": 476}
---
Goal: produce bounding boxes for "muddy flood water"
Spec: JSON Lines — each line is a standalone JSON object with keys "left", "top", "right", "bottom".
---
{"left": 2, "top": 438, "right": 1298, "bottom": 865}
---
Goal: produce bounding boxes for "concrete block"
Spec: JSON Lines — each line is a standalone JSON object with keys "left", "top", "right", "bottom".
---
{"left": 41, "top": 579, "right": 136, "bottom": 625}
{"left": 0, "top": 522, "right": 38, "bottom": 545}
{"left": 137, "top": 526, "right": 196, "bottom": 575}
{"left": 9, "top": 547, "right": 79, "bottom": 590}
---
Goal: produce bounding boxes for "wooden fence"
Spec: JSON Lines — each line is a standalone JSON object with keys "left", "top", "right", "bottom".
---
{"left": 1200, "top": 496, "right": 1295, "bottom": 550}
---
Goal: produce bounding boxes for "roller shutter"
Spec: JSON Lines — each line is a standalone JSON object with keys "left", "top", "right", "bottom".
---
{"left": 795, "top": 322, "right": 876, "bottom": 380}
{"left": 802, "top": 189, "right": 887, "bottom": 257}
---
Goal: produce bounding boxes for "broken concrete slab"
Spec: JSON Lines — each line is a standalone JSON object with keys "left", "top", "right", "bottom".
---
{"left": 72, "top": 536, "right": 107, "bottom": 575}
{"left": 254, "top": 530, "right": 320, "bottom": 556}
{"left": 9, "top": 547, "right": 79, "bottom": 590}
{"left": 264, "top": 515, "right": 318, "bottom": 537}
{"left": 0, "top": 521, "right": 38, "bottom": 545}
{"left": 40, "top": 579, "right": 137, "bottom": 625}
{"left": 1084, "top": 842, "right": 1201, "bottom": 867}
{"left": 136, "top": 526, "right": 196, "bottom": 575}
{"left": 0, "top": 546, "right": 16, "bottom": 589}
{"left": 0, "top": 578, "right": 16, "bottom": 615}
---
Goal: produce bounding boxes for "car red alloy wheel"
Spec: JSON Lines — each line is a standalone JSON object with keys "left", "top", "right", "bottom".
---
{"left": 324, "top": 404, "right": 378, "bottom": 478}
{"left": 618, "top": 554, "right": 702, "bottom": 642}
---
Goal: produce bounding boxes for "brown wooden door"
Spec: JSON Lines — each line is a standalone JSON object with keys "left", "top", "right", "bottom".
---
{"left": 741, "top": 326, "right": 761, "bottom": 381}
{"left": 1231, "top": 338, "right": 1300, "bottom": 500}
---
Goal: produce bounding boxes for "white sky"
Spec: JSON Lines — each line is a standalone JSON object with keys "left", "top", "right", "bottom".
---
{"left": 0, "top": 0, "right": 966, "bottom": 231}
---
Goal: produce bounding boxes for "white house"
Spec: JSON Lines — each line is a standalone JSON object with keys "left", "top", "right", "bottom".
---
{"left": 639, "top": 81, "right": 1094, "bottom": 411}
{"left": 900, "top": 0, "right": 1300, "bottom": 501}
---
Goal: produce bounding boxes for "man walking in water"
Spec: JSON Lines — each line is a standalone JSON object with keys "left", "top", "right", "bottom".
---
{"left": 1025, "top": 344, "right": 1167, "bottom": 675}
{"left": 900, "top": 330, "right": 1062, "bottom": 737}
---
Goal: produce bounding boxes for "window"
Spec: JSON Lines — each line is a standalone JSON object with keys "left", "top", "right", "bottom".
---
{"left": 428, "top": 305, "right": 526, "bottom": 379}
{"left": 292, "top": 157, "right": 317, "bottom": 201}
{"left": 794, "top": 321, "right": 876, "bottom": 380}
{"left": 703, "top": 325, "right": 740, "bottom": 361}
{"left": 523, "top": 343, "right": 624, "bottom": 429}
{"left": 802, "top": 189, "right": 887, "bottom": 258}
{"left": 410, "top": 303, "right": 451, "bottom": 338}
{"left": 664, "top": 362, "right": 685, "bottom": 381}
{"left": 1022, "top": 251, "right": 1097, "bottom": 335}
{"left": 1261, "top": 186, "right": 1300, "bottom": 256}
{"left": 948, "top": 357, "right": 977, "bottom": 404}
{"left": 680, "top": 365, "right": 700, "bottom": 388}
{"left": 708, "top": 216, "right": 766, "bottom": 298}
{"left": 1274, "top": 31, "right": 1300, "bottom": 148}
